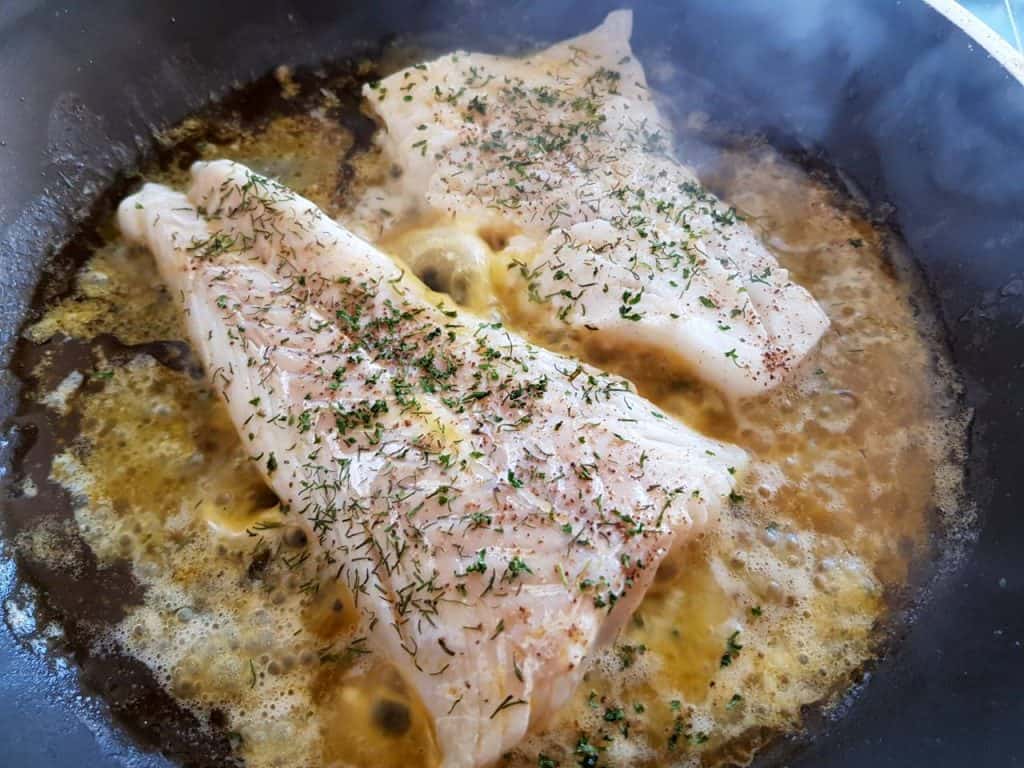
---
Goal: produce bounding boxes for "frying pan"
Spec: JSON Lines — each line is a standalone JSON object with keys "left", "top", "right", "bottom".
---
{"left": 1, "top": 1, "right": 1023, "bottom": 766}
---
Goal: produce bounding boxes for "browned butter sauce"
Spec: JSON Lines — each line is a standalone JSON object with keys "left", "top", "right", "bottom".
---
{"left": 3, "top": 59, "right": 967, "bottom": 768}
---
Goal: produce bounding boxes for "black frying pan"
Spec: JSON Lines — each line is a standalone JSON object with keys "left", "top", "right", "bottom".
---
{"left": 1, "top": 1, "right": 1022, "bottom": 766}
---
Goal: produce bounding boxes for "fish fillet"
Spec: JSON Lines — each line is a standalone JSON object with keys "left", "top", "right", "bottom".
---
{"left": 367, "top": 10, "right": 829, "bottom": 398}
{"left": 118, "top": 159, "right": 746, "bottom": 767}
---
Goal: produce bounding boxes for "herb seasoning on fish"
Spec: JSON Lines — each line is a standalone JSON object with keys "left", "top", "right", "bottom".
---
{"left": 118, "top": 157, "right": 746, "bottom": 768}
{"left": 5, "top": 10, "right": 967, "bottom": 768}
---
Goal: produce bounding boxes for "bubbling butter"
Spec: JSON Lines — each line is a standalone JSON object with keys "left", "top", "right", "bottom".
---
{"left": 15, "top": 75, "right": 966, "bottom": 768}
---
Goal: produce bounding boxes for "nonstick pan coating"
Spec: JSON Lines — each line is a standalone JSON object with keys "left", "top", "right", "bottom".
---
{"left": 1, "top": 1, "right": 1022, "bottom": 766}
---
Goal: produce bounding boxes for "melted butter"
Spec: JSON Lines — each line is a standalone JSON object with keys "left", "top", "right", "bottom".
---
{"left": 26, "top": 114, "right": 352, "bottom": 349}
{"left": 379, "top": 213, "right": 499, "bottom": 315}
{"left": 50, "top": 355, "right": 273, "bottom": 549}
{"left": 642, "top": 541, "right": 735, "bottom": 702}
{"left": 25, "top": 233, "right": 181, "bottom": 346}
{"left": 304, "top": 580, "right": 359, "bottom": 640}
{"left": 18, "top": 79, "right": 966, "bottom": 768}
{"left": 155, "top": 113, "right": 352, "bottom": 213}
{"left": 313, "top": 660, "right": 442, "bottom": 768}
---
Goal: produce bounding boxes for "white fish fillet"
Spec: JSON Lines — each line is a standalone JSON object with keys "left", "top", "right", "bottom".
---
{"left": 118, "top": 160, "right": 746, "bottom": 767}
{"left": 367, "top": 10, "right": 829, "bottom": 398}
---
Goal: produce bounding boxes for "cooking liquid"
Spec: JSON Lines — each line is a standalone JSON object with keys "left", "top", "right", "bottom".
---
{"left": 2, "top": 62, "right": 966, "bottom": 768}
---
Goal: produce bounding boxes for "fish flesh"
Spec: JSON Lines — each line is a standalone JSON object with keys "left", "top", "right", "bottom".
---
{"left": 367, "top": 10, "right": 829, "bottom": 398}
{"left": 119, "top": 159, "right": 746, "bottom": 767}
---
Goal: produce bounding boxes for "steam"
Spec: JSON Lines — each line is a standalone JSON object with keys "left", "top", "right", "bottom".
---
{"left": 627, "top": 0, "right": 1024, "bottom": 209}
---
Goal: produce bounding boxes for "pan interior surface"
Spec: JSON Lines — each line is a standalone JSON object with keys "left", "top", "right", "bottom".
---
{"left": 0, "top": 2, "right": 1021, "bottom": 768}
